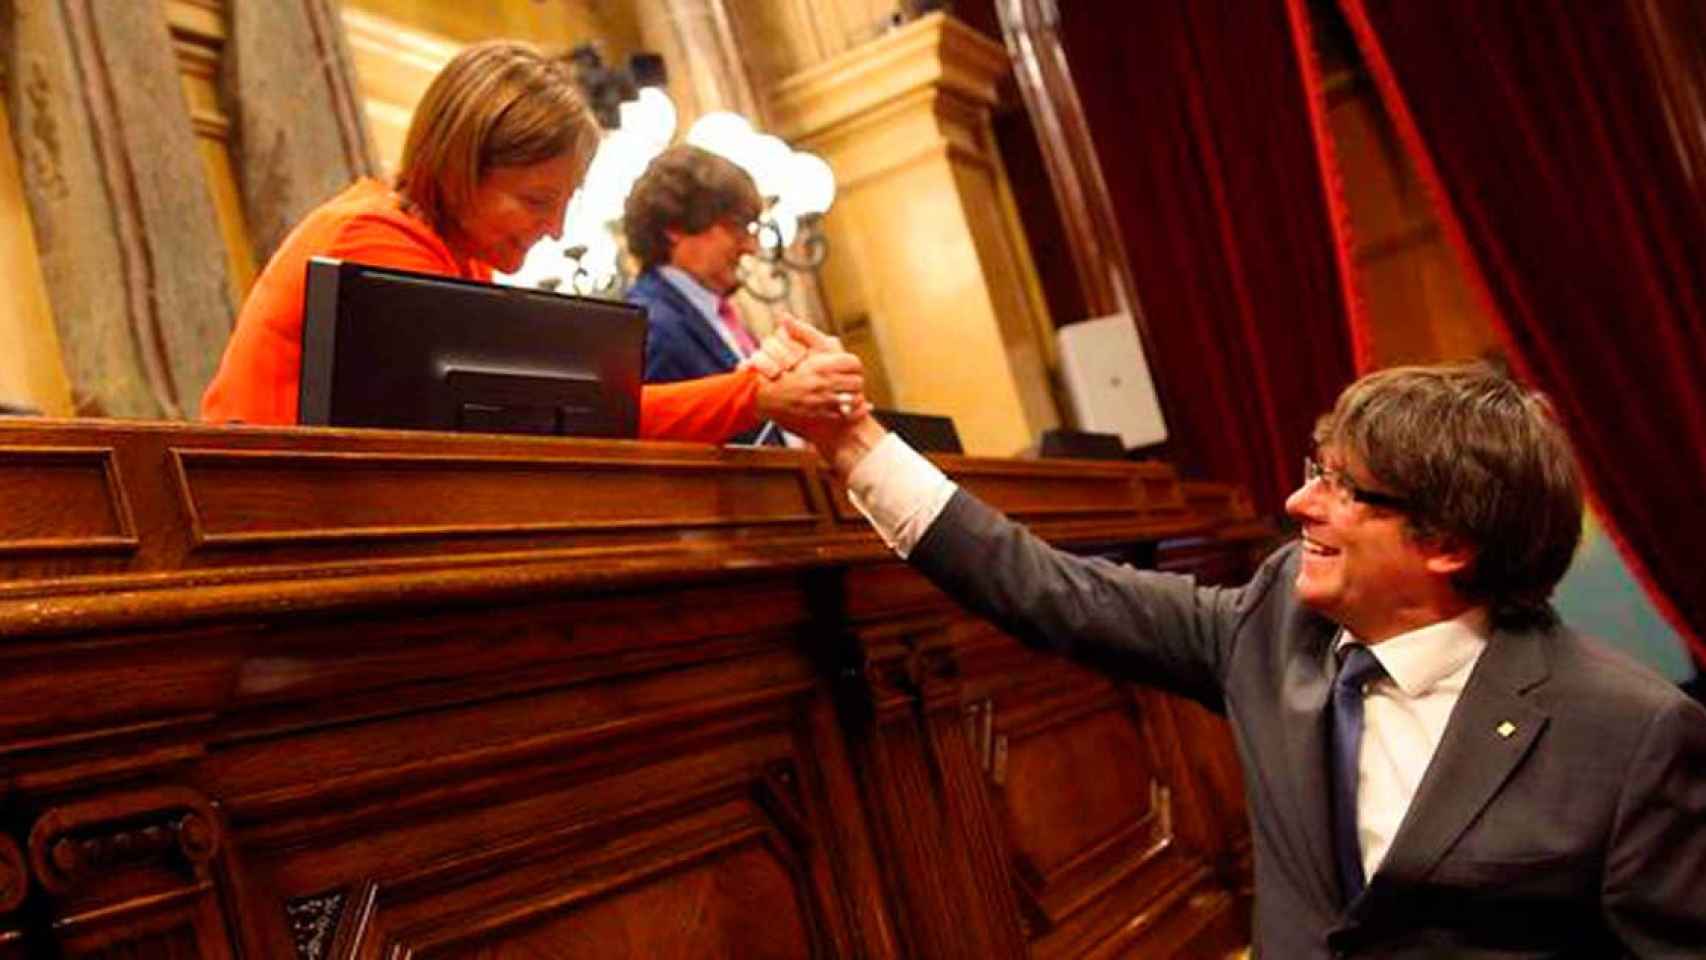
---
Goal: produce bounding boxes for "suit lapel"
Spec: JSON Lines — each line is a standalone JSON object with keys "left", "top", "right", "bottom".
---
{"left": 1277, "top": 609, "right": 1343, "bottom": 907}
{"left": 665, "top": 278, "right": 740, "bottom": 371}
{"left": 635, "top": 271, "right": 741, "bottom": 373}
{"left": 1367, "top": 626, "right": 1551, "bottom": 892}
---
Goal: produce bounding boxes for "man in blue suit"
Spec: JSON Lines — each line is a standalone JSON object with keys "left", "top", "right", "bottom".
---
{"left": 624, "top": 145, "right": 772, "bottom": 443}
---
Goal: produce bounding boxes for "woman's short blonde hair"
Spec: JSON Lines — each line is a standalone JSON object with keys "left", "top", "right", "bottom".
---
{"left": 396, "top": 40, "right": 600, "bottom": 233}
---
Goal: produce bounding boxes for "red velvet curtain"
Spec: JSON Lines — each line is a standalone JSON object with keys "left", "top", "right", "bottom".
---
{"left": 1057, "top": 1, "right": 1356, "bottom": 516}
{"left": 1336, "top": 0, "right": 1706, "bottom": 663}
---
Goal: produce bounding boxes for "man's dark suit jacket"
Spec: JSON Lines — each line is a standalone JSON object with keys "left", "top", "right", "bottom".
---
{"left": 912, "top": 490, "right": 1706, "bottom": 958}
{"left": 628, "top": 269, "right": 766, "bottom": 445}
{"left": 630, "top": 268, "right": 738, "bottom": 383}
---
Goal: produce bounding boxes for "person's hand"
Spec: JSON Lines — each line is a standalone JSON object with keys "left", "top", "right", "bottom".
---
{"left": 753, "top": 343, "right": 867, "bottom": 432}
{"left": 765, "top": 318, "right": 883, "bottom": 464}
{"left": 742, "top": 314, "right": 840, "bottom": 380}
{"left": 818, "top": 413, "right": 888, "bottom": 481}
{"left": 747, "top": 316, "right": 877, "bottom": 460}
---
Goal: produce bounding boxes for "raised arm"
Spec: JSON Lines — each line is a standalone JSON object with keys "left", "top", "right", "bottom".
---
{"left": 811, "top": 409, "right": 1245, "bottom": 707}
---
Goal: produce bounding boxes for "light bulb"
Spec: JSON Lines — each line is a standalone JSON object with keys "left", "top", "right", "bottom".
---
{"left": 619, "top": 87, "right": 677, "bottom": 149}
{"left": 685, "top": 111, "right": 754, "bottom": 160}
{"left": 747, "top": 134, "right": 794, "bottom": 199}
{"left": 787, "top": 151, "right": 836, "bottom": 216}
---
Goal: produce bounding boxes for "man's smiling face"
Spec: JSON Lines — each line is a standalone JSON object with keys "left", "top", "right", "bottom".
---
{"left": 1285, "top": 449, "right": 1460, "bottom": 641}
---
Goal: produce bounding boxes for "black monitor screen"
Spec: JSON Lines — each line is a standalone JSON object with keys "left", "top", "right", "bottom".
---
{"left": 871, "top": 409, "right": 963, "bottom": 454}
{"left": 299, "top": 257, "right": 644, "bottom": 438}
{"left": 1039, "top": 428, "right": 1126, "bottom": 461}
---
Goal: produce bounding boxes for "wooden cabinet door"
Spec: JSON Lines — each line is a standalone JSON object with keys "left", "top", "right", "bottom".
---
{"left": 187, "top": 582, "right": 888, "bottom": 960}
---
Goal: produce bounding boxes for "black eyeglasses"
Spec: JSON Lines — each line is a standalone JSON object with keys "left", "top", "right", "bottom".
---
{"left": 1303, "top": 456, "right": 1409, "bottom": 510}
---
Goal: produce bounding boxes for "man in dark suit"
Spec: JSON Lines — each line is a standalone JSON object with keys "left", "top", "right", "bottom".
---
{"left": 781, "top": 355, "right": 1706, "bottom": 957}
{"left": 624, "top": 145, "right": 772, "bottom": 443}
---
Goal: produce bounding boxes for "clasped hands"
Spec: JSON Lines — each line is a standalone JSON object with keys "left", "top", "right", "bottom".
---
{"left": 743, "top": 316, "right": 872, "bottom": 449}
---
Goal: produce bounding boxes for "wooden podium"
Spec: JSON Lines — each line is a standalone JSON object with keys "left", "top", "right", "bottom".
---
{"left": 0, "top": 420, "right": 1255, "bottom": 958}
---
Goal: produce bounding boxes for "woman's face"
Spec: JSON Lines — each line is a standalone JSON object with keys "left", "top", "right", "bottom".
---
{"left": 452, "top": 152, "right": 579, "bottom": 272}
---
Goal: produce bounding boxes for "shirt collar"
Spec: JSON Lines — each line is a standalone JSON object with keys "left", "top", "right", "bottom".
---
{"left": 657, "top": 264, "right": 722, "bottom": 325}
{"left": 1336, "top": 607, "right": 1490, "bottom": 697}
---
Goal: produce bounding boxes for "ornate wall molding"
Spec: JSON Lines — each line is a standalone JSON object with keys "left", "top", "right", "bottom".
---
{"left": 224, "top": 0, "right": 377, "bottom": 265}
{"left": 0, "top": 0, "right": 234, "bottom": 418}
{"left": 768, "top": 13, "right": 1063, "bottom": 456}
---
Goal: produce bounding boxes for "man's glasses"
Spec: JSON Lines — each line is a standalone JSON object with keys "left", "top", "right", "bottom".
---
{"left": 1302, "top": 456, "right": 1409, "bottom": 510}
{"left": 723, "top": 216, "right": 761, "bottom": 238}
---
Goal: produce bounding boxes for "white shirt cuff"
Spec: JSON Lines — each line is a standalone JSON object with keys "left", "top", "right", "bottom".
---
{"left": 845, "top": 432, "right": 957, "bottom": 558}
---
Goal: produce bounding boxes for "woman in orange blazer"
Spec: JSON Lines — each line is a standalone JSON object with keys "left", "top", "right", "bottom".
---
{"left": 203, "top": 40, "right": 857, "bottom": 442}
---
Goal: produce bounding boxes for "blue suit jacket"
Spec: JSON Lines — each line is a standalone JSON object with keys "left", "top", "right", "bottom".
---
{"left": 629, "top": 269, "right": 739, "bottom": 383}
{"left": 628, "top": 269, "right": 769, "bottom": 444}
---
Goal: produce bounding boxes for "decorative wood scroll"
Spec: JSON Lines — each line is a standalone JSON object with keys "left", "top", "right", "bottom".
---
{"left": 28, "top": 786, "right": 221, "bottom": 895}
{"left": 18, "top": 785, "right": 236, "bottom": 958}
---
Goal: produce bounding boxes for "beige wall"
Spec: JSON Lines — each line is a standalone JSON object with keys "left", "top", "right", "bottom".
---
{"left": 336, "top": 1, "right": 646, "bottom": 174}
{"left": 0, "top": 97, "right": 73, "bottom": 416}
{"left": 340, "top": 7, "right": 461, "bottom": 173}
{"left": 726, "top": 0, "right": 905, "bottom": 84}
{"left": 771, "top": 14, "right": 1060, "bottom": 455}
{"left": 342, "top": 0, "right": 642, "bottom": 49}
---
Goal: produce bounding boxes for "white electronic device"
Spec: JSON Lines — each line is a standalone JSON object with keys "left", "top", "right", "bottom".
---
{"left": 1056, "top": 313, "right": 1168, "bottom": 448}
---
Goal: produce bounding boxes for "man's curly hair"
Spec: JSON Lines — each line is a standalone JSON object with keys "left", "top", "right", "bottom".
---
{"left": 624, "top": 145, "right": 762, "bottom": 270}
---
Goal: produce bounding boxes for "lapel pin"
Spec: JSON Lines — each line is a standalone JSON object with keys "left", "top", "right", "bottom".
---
{"left": 1496, "top": 721, "right": 1517, "bottom": 739}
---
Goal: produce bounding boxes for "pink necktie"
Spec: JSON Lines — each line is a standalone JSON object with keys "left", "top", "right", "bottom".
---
{"left": 717, "top": 298, "right": 759, "bottom": 357}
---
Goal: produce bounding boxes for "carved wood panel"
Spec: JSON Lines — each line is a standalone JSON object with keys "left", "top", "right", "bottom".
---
{"left": 0, "top": 421, "right": 1252, "bottom": 958}
{"left": 951, "top": 616, "right": 1251, "bottom": 958}
{"left": 0, "top": 446, "right": 137, "bottom": 555}
{"left": 21, "top": 786, "right": 238, "bottom": 958}
{"left": 224, "top": 672, "right": 853, "bottom": 959}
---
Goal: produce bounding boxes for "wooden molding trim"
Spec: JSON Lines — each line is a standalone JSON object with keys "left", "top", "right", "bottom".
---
{"left": 168, "top": 447, "right": 823, "bottom": 548}
{"left": 0, "top": 446, "right": 138, "bottom": 556}
{"left": 0, "top": 418, "right": 1257, "bottom": 958}
{"left": 0, "top": 420, "right": 1214, "bottom": 638}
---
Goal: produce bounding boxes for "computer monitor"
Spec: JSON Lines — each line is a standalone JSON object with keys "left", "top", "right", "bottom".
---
{"left": 299, "top": 257, "right": 645, "bottom": 438}
{"left": 871, "top": 409, "right": 963, "bottom": 454}
{"left": 1038, "top": 428, "right": 1126, "bottom": 461}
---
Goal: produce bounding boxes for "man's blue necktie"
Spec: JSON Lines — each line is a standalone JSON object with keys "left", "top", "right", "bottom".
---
{"left": 1331, "top": 644, "right": 1386, "bottom": 903}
